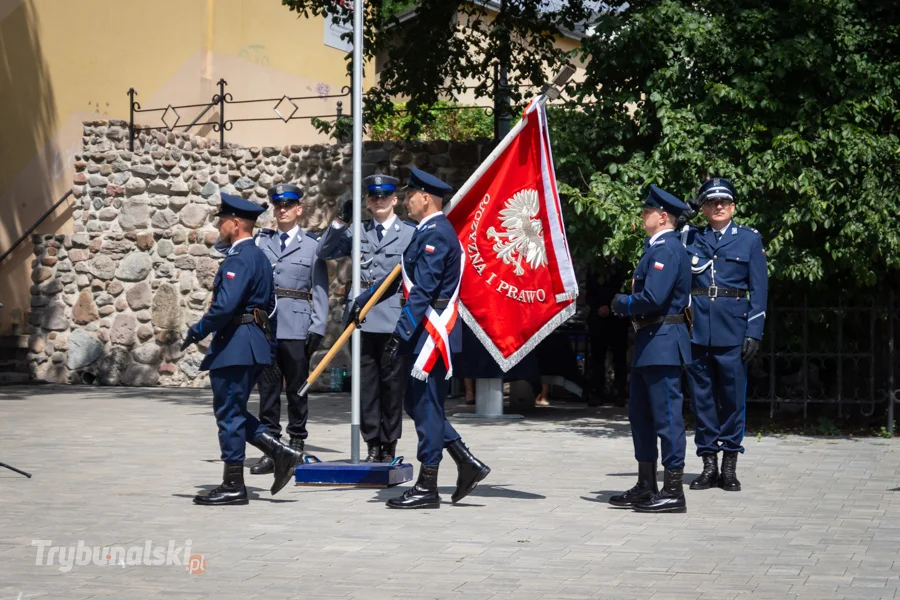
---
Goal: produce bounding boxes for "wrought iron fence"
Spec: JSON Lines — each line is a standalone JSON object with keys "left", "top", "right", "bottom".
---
{"left": 743, "top": 292, "right": 899, "bottom": 432}
{"left": 126, "top": 79, "right": 351, "bottom": 151}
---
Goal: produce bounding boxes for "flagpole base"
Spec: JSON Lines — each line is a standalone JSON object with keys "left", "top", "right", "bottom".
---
{"left": 452, "top": 378, "right": 524, "bottom": 421}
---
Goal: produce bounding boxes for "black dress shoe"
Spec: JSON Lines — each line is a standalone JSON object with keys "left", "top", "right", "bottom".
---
{"left": 633, "top": 469, "right": 687, "bottom": 513}
{"left": 690, "top": 454, "right": 719, "bottom": 490}
{"left": 363, "top": 440, "right": 382, "bottom": 463}
{"left": 719, "top": 451, "right": 742, "bottom": 491}
{"left": 386, "top": 464, "right": 440, "bottom": 509}
{"left": 609, "top": 462, "right": 658, "bottom": 507}
{"left": 194, "top": 463, "right": 249, "bottom": 506}
{"left": 250, "top": 455, "right": 274, "bottom": 475}
{"left": 252, "top": 433, "right": 304, "bottom": 495}
{"left": 381, "top": 441, "right": 397, "bottom": 463}
{"left": 446, "top": 439, "right": 490, "bottom": 503}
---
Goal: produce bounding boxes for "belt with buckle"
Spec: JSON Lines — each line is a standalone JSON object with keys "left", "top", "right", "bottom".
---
{"left": 275, "top": 287, "right": 312, "bottom": 300}
{"left": 691, "top": 286, "right": 747, "bottom": 298}
{"left": 632, "top": 314, "right": 685, "bottom": 332}
{"left": 231, "top": 313, "right": 257, "bottom": 325}
{"left": 400, "top": 298, "right": 450, "bottom": 310}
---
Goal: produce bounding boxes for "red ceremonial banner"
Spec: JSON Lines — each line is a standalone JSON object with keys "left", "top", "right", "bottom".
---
{"left": 445, "top": 100, "right": 578, "bottom": 371}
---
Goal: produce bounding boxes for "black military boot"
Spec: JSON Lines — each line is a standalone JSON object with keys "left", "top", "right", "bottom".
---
{"left": 385, "top": 464, "right": 440, "bottom": 509}
{"left": 381, "top": 441, "right": 397, "bottom": 463}
{"left": 446, "top": 439, "right": 491, "bottom": 503}
{"left": 250, "top": 455, "right": 274, "bottom": 475}
{"left": 252, "top": 432, "right": 304, "bottom": 495}
{"left": 690, "top": 454, "right": 719, "bottom": 490}
{"left": 193, "top": 463, "right": 249, "bottom": 506}
{"left": 609, "top": 462, "right": 658, "bottom": 507}
{"left": 363, "top": 440, "right": 382, "bottom": 463}
{"left": 289, "top": 437, "right": 305, "bottom": 455}
{"left": 719, "top": 451, "right": 742, "bottom": 491}
{"left": 633, "top": 469, "right": 687, "bottom": 513}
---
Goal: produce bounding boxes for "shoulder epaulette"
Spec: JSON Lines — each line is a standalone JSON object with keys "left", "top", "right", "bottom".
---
{"left": 402, "top": 220, "right": 416, "bottom": 227}
{"left": 305, "top": 231, "right": 320, "bottom": 241}
{"left": 738, "top": 225, "right": 760, "bottom": 234}
{"left": 256, "top": 228, "right": 276, "bottom": 237}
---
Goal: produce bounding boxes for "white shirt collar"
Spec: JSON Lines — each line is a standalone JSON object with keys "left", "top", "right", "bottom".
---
{"left": 712, "top": 221, "right": 733, "bottom": 235}
{"left": 278, "top": 224, "right": 300, "bottom": 240}
{"left": 416, "top": 211, "right": 442, "bottom": 230}
{"left": 648, "top": 227, "right": 674, "bottom": 246}
{"left": 374, "top": 214, "right": 397, "bottom": 231}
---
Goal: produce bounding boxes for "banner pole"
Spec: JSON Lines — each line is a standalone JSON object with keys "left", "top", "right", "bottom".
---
{"left": 349, "top": 0, "right": 364, "bottom": 464}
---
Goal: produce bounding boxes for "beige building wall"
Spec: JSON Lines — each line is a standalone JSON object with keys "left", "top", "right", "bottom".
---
{"left": 0, "top": 0, "right": 366, "bottom": 334}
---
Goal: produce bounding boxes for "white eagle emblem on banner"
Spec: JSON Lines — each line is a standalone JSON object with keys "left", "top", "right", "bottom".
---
{"left": 486, "top": 188, "right": 547, "bottom": 276}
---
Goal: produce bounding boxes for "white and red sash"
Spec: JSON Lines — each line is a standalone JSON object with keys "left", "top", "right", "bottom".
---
{"left": 401, "top": 245, "right": 465, "bottom": 381}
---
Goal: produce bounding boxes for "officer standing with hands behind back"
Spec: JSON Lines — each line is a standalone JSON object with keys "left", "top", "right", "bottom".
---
{"left": 317, "top": 175, "right": 416, "bottom": 463}
{"left": 685, "top": 178, "right": 767, "bottom": 492}
{"left": 609, "top": 185, "right": 692, "bottom": 514}
{"left": 249, "top": 183, "right": 329, "bottom": 476}
{"left": 182, "top": 194, "right": 306, "bottom": 506}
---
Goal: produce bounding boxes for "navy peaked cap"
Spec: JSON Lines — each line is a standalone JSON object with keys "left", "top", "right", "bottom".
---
{"left": 216, "top": 193, "right": 266, "bottom": 221}
{"left": 697, "top": 177, "right": 736, "bottom": 204}
{"left": 267, "top": 183, "right": 304, "bottom": 204}
{"left": 364, "top": 174, "right": 399, "bottom": 197}
{"left": 643, "top": 185, "right": 689, "bottom": 217}
{"left": 405, "top": 167, "right": 453, "bottom": 197}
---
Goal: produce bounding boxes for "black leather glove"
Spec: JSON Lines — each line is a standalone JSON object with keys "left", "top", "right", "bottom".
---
{"left": 611, "top": 294, "right": 628, "bottom": 317}
{"left": 180, "top": 327, "right": 200, "bottom": 351}
{"left": 261, "top": 363, "right": 283, "bottom": 385}
{"left": 305, "top": 332, "right": 323, "bottom": 356}
{"left": 338, "top": 199, "right": 353, "bottom": 223}
{"left": 741, "top": 337, "right": 760, "bottom": 363}
{"left": 381, "top": 334, "right": 401, "bottom": 367}
{"left": 350, "top": 300, "right": 366, "bottom": 328}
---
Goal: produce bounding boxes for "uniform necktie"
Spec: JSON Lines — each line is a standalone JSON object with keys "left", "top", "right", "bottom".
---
{"left": 376, "top": 223, "right": 384, "bottom": 242}
{"left": 715, "top": 231, "right": 723, "bottom": 243}
{"left": 280, "top": 232, "right": 289, "bottom": 251}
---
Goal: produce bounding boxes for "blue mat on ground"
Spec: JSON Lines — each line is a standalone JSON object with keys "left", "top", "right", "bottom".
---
{"left": 294, "top": 455, "right": 413, "bottom": 488}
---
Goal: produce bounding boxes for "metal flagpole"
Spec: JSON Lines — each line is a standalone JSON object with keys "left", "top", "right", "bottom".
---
{"left": 349, "top": 0, "right": 364, "bottom": 464}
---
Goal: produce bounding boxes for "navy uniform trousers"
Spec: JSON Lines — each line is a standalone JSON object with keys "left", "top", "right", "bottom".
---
{"left": 404, "top": 358, "right": 461, "bottom": 465}
{"left": 629, "top": 366, "right": 687, "bottom": 470}
{"left": 211, "top": 365, "right": 268, "bottom": 464}
{"left": 688, "top": 345, "right": 746, "bottom": 455}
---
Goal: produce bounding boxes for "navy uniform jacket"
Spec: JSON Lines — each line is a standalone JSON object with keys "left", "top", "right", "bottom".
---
{"left": 613, "top": 230, "right": 692, "bottom": 367}
{"left": 357, "top": 213, "right": 463, "bottom": 356}
{"left": 686, "top": 222, "right": 768, "bottom": 347}
{"left": 316, "top": 218, "right": 417, "bottom": 334}
{"left": 195, "top": 239, "right": 276, "bottom": 371}
{"left": 255, "top": 228, "right": 329, "bottom": 340}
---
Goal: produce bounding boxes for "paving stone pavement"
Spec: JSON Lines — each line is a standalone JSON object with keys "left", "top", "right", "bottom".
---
{"left": 0, "top": 384, "right": 898, "bottom": 600}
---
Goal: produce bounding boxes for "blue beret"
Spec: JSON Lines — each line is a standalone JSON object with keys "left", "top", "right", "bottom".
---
{"left": 216, "top": 193, "right": 266, "bottom": 221}
{"left": 267, "top": 183, "right": 304, "bottom": 204}
{"left": 697, "top": 177, "right": 736, "bottom": 204}
{"left": 364, "top": 174, "right": 399, "bottom": 197}
{"left": 405, "top": 167, "right": 453, "bottom": 197}
{"left": 643, "top": 185, "right": 689, "bottom": 217}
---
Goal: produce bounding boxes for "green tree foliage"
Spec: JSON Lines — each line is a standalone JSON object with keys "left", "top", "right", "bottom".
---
{"left": 281, "top": 0, "right": 591, "bottom": 134}
{"left": 558, "top": 1, "right": 900, "bottom": 290}
{"left": 368, "top": 102, "right": 493, "bottom": 141}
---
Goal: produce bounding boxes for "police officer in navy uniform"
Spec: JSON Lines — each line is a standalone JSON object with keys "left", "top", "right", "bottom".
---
{"left": 317, "top": 174, "right": 416, "bottom": 463}
{"left": 248, "top": 183, "right": 329, "bottom": 476}
{"left": 609, "top": 185, "right": 692, "bottom": 513}
{"left": 183, "top": 194, "right": 306, "bottom": 505}
{"left": 685, "top": 178, "right": 767, "bottom": 492}
{"left": 353, "top": 168, "right": 490, "bottom": 509}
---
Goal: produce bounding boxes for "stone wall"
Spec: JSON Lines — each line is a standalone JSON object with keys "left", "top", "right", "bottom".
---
{"left": 25, "top": 120, "right": 492, "bottom": 386}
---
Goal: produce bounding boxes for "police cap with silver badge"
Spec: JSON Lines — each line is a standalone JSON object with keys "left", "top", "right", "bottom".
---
{"left": 363, "top": 174, "right": 399, "bottom": 197}
{"left": 405, "top": 167, "right": 453, "bottom": 197}
{"left": 643, "top": 185, "right": 689, "bottom": 218}
{"left": 697, "top": 177, "right": 736, "bottom": 205}
{"left": 267, "top": 183, "right": 304, "bottom": 205}
{"left": 215, "top": 193, "right": 266, "bottom": 221}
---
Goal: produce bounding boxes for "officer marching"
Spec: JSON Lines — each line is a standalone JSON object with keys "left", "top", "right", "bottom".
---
{"left": 317, "top": 174, "right": 415, "bottom": 463}
{"left": 685, "top": 177, "right": 768, "bottom": 492}
{"left": 352, "top": 168, "right": 490, "bottom": 509}
{"left": 183, "top": 194, "right": 307, "bottom": 505}
{"left": 249, "top": 183, "right": 329, "bottom": 476}
{"left": 609, "top": 185, "right": 692, "bottom": 513}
